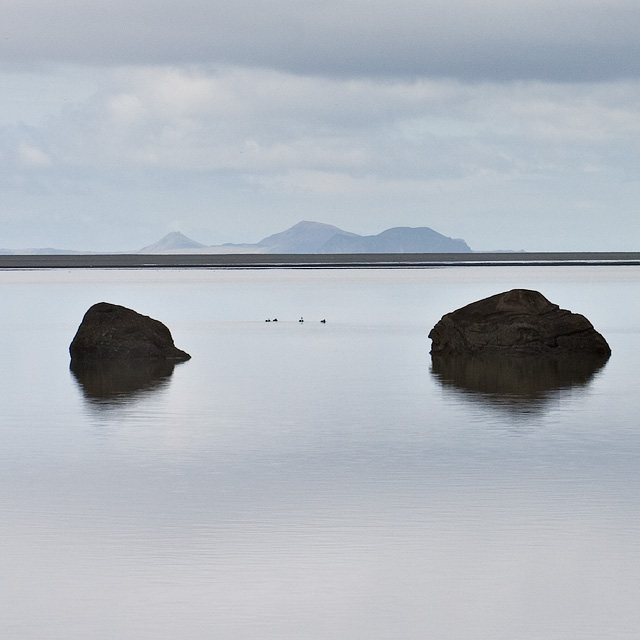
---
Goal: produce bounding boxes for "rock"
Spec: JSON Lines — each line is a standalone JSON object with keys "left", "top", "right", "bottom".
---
{"left": 429, "top": 289, "right": 611, "bottom": 357}
{"left": 69, "top": 302, "right": 191, "bottom": 363}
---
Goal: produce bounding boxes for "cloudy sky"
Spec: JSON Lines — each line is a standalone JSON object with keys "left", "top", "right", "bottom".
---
{"left": 2, "top": 0, "right": 640, "bottom": 251}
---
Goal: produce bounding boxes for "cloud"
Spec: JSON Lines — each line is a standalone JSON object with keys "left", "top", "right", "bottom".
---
{"left": 5, "top": 71, "right": 640, "bottom": 180}
{"left": 16, "top": 142, "right": 52, "bottom": 168}
{"left": 22, "top": 68, "right": 637, "bottom": 181}
{"left": 1, "top": 63, "right": 638, "bottom": 251}
{"left": 3, "top": 0, "right": 640, "bottom": 81}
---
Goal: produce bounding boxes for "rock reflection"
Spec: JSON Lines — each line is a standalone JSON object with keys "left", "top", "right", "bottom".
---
{"left": 70, "top": 359, "right": 178, "bottom": 405}
{"left": 430, "top": 353, "right": 609, "bottom": 412}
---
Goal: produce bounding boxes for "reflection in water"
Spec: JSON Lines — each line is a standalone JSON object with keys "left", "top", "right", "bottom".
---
{"left": 431, "top": 353, "right": 609, "bottom": 412}
{"left": 70, "top": 359, "right": 178, "bottom": 405}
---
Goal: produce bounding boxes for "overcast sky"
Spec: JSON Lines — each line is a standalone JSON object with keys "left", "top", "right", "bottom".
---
{"left": 2, "top": 0, "right": 640, "bottom": 251}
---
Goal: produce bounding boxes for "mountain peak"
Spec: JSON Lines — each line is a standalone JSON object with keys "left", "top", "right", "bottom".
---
{"left": 139, "top": 231, "right": 205, "bottom": 253}
{"left": 257, "top": 221, "right": 359, "bottom": 253}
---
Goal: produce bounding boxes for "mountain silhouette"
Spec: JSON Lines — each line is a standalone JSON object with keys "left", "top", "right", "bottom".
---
{"left": 1, "top": 221, "right": 472, "bottom": 254}
{"left": 140, "top": 221, "right": 471, "bottom": 254}
{"left": 139, "top": 231, "right": 206, "bottom": 253}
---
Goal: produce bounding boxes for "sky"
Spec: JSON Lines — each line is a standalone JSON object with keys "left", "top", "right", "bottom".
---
{"left": 2, "top": 0, "right": 640, "bottom": 252}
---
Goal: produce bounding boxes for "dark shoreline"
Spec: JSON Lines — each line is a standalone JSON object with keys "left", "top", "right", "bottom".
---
{"left": 1, "top": 252, "right": 639, "bottom": 270}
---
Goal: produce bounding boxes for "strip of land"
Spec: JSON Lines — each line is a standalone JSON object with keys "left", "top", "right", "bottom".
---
{"left": 1, "top": 252, "right": 639, "bottom": 269}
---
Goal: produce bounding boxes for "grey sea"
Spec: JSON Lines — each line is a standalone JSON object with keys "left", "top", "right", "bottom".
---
{"left": 1, "top": 265, "right": 639, "bottom": 639}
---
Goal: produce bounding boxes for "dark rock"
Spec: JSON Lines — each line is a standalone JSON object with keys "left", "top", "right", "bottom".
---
{"left": 69, "top": 302, "right": 191, "bottom": 363}
{"left": 429, "top": 289, "right": 611, "bottom": 357}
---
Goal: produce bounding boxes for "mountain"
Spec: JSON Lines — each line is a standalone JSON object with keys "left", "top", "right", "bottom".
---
{"left": 320, "top": 226, "right": 470, "bottom": 253}
{"left": 0, "top": 247, "right": 84, "bottom": 255}
{"left": 0, "top": 221, "right": 472, "bottom": 254}
{"left": 139, "top": 231, "right": 206, "bottom": 253}
{"left": 256, "top": 221, "right": 360, "bottom": 253}
{"left": 136, "top": 222, "right": 472, "bottom": 254}
{"left": 255, "top": 221, "right": 470, "bottom": 254}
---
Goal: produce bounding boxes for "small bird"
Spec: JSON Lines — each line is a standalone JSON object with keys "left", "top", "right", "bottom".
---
{"left": 320, "top": 319, "right": 326, "bottom": 323}
{"left": 272, "top": 318, "right": 278, "bottom": 322}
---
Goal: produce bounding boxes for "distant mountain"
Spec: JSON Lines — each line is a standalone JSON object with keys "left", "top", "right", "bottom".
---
{"left": 0, "top": 247, "right": 84, "bottom": 255}
{"left": 256, "top": 221, "right": 361, "bottom": 253}
{"left": 0, "top": 221, "right": 472, "bottom": 255}
{"left": 139, "top": 231, "right": 206, "bottom": 253}
{"left": 136, "top": 222, "right": 471, "bottom": 254}
{"left": 320, "top": 226, "right": 470, "bottom": 254}
{"left": 254, "top": 221, "right": 470, "bottom": 254}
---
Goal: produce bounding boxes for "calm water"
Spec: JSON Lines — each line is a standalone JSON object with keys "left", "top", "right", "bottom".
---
{"left": 1, "top": 266, "right": 639, "bottom": 639}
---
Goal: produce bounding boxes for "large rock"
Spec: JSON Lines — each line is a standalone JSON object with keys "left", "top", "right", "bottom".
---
{"left": 429, "top": 289, "right": 611, "bottom": 357}
{"left": 70, "top": 302, "right": 191, "bottom": 363}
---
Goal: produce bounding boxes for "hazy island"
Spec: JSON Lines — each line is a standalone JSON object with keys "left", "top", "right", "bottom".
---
{"left": 1, "top": 220, "right": 638, "bottom": 268}
{"left": 1, "top": 220, "right": 471, "bottom": 256}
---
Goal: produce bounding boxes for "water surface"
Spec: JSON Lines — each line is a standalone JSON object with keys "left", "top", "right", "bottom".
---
{"left": 1, "top": 266, "right": 639, "bottom": 639}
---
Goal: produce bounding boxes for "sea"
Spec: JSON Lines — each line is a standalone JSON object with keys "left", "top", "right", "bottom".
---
{"left": 1, "top": 264, "right": 639, "bottom": 640}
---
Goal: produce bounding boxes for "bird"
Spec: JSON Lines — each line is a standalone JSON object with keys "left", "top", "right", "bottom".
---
{"left": 320, "top": 319, "right": 326, "bottom": 323}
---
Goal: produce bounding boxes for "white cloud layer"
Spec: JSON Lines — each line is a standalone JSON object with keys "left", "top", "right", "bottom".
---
{"left": 1, "top": 1, "right": 639, "bottom": 251}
